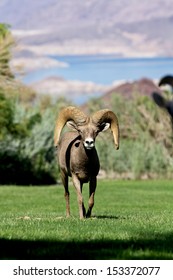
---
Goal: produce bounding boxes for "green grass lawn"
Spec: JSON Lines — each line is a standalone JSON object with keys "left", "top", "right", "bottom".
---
{"left": 0, "top": 180, "right": 173, "bottom": 260}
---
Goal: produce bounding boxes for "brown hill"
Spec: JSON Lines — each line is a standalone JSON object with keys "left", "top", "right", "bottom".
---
{"left": 81, "top": 78, "right": 162, "bottom": 112}
{"left": 102, "top": 78, "right": 162, "bottom": 104}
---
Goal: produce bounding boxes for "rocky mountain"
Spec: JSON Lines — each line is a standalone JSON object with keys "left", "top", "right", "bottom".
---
{"left": 80, "top": 78, "right": 162, "bottom": 110}
{"left": 1, "top": 0, "right": 173, "bottom": 104}
{"left": 0, "top": 0, "right": 173, "bottom": 57}
{"left": 103, "top": 78, "right": 162, "bottom": 101}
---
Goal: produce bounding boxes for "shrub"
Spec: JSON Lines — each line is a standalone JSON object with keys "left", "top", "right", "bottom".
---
{"left": 95, "top": 92, "right": 173, "bottom": 179}
{"left": 0, "top": 93, "right": 59, "bottom": 185}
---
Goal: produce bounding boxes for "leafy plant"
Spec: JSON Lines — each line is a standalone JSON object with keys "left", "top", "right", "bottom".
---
{"left": 0, "top": 23, "right": 14, "bottom": 80}
{"left": 94, "top": 92, "right": 173, "bottom": 179}
{"left": 0, "top": 93, "right": 59, "bottom": 185}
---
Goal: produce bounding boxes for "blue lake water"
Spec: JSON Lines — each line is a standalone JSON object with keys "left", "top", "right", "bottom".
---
{"left": 24, "top": 55, "right": 173, "bottom": 85}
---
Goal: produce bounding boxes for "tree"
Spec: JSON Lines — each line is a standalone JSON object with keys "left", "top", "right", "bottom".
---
{"left": 0, "top": 23, "right": 14, "bottom": 80}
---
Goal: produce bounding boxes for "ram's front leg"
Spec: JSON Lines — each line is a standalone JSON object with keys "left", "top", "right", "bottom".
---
{"left": 86, "top": 176, "right": 97, "bottom": 218}
{"left": 61, "top": 170, "right": 70, "bottom": 218}
{"left": 72, "top": 174, "right": 86, "bottom": 219}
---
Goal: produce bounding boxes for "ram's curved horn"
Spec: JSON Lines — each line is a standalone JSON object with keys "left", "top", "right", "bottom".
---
{"left": 54, "top": 106, "right": 87, "bottom": 147}
{"left": 92, "top": 109, "right": 120, "bottom": 150}
{"left": 159, "top": 75, "right": 173, "bottom": 88}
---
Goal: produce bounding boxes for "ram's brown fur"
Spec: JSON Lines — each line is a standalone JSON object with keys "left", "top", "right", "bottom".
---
{"left": 54, "top": 106, "right": 119, "bottom": 219}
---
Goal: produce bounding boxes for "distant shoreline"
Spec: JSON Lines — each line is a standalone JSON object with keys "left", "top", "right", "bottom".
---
{"left": 12, "top": 52, "right": 173, "bottom": 79}
{"left": 11, "top": 54, "right": 173, "bottom": 105}
{"left": 20, "top": 56, "right": 173, "bottom": 85}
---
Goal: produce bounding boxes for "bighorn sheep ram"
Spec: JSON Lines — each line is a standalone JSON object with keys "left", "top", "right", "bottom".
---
{"left": 54, "top": 106, "right": 119, "bottom": 219}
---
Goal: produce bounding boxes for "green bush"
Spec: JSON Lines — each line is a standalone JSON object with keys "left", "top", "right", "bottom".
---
{"left": 94, "top": 92, "right": 173, "bottom": 179}
{"left": 0, "top": 92, "right": 59, "bottom": 185}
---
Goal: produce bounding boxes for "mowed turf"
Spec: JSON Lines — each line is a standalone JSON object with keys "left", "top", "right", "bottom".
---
{"left": 0, "top": 180, "right": 173, "bottom": 259}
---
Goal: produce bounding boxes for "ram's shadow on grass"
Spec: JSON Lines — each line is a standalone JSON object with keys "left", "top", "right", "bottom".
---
{"left": 93, "top": 215, "right": 120, "bottom": 219}
{"left": 1, "top": 231, "right": 173, "bottom": 260}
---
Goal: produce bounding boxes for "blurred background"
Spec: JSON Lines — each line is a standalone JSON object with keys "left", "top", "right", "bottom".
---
{"left": 0, "top": 0, "right": 173, "bottom": 185}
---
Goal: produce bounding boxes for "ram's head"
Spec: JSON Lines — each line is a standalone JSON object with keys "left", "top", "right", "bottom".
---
{"left": 54, "top": 106, "right": 119, "bottom": 150}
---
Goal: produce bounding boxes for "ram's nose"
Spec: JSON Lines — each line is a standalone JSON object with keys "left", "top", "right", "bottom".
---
{"left": 84, "top": 138, "right": 94, "bottom": 149}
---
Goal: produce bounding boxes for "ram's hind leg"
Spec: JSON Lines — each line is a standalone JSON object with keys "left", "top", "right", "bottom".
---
{"left": 86, "top": 176, "right": 97, "bottom": 218}
{"left": 61, "top": 171, "right": 70, "bottom": 217}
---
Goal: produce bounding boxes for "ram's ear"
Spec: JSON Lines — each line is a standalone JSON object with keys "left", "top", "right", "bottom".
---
{"left": 99, "top": 122, "right": 110, "bottom": 132}
{"left": 66, "top": 120, "right": 78, "bottom": 131}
